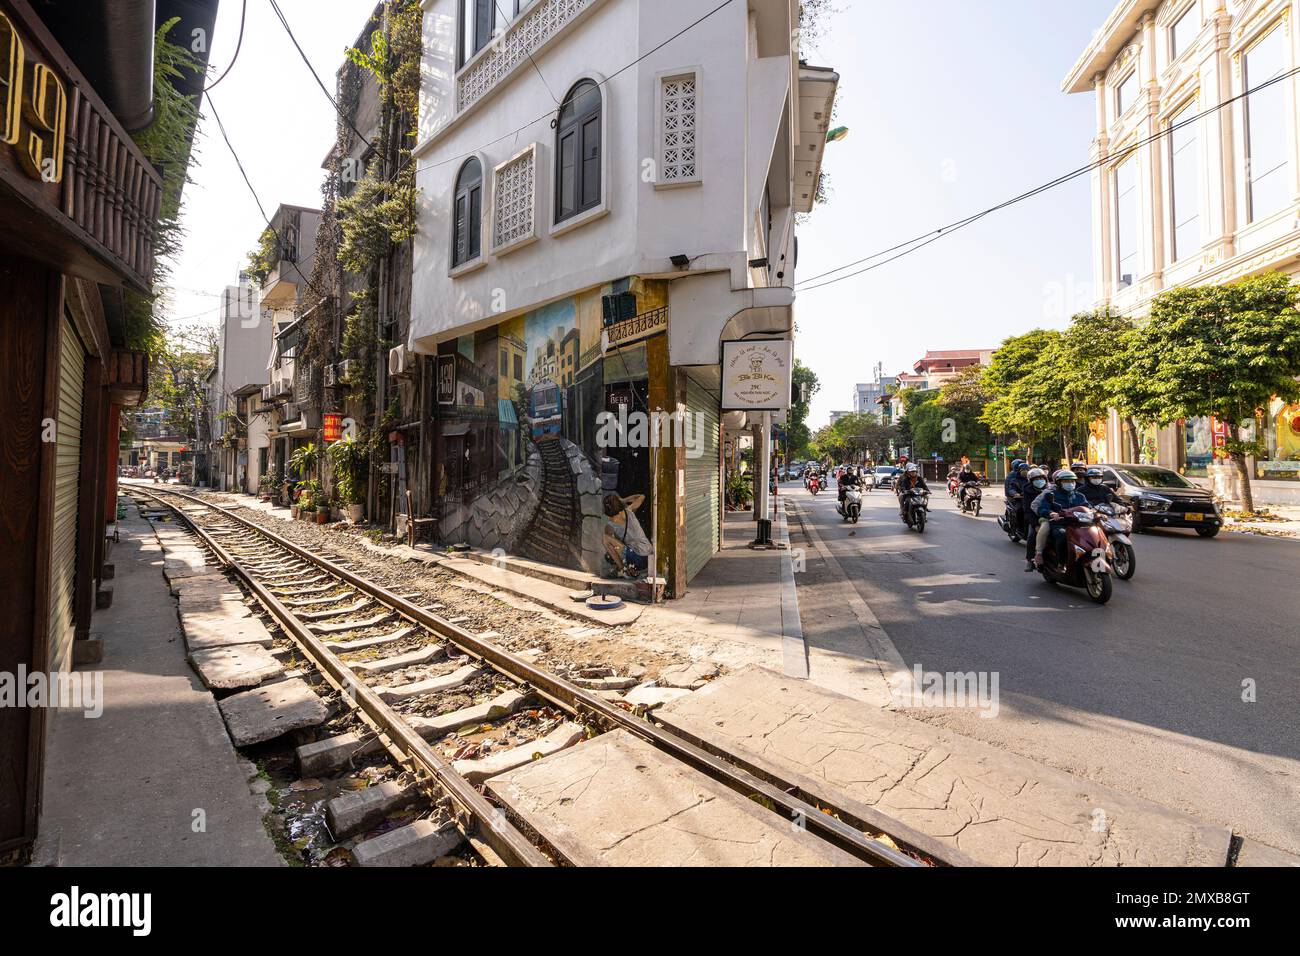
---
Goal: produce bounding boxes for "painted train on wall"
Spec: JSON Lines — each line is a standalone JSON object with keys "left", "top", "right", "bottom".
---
{"left": 433, "top": 278, "right": 665, "bottom": 573}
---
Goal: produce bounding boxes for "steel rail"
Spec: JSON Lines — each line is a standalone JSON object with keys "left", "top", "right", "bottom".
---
{"left": 147, "top": 487, "right": 965, "bottom": 867}
{"left": 136, "top": 489, "right": 554, "bottom": 868}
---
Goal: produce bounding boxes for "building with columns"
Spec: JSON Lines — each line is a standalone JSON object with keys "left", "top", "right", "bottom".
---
{"left": 1064, "top": 0, "right": 1300, "bottom": 500}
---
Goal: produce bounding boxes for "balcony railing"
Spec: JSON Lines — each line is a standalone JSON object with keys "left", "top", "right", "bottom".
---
{"left": 456, "top": 0, "right": 600, "bottom": 113}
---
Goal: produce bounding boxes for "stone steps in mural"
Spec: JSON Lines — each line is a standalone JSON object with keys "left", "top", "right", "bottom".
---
{"left": 519, "top": 437, "right": 580, "bottom": 567}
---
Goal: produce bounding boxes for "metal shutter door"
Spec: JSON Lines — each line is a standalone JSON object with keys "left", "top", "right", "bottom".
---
{"left": 684, "top": 376, "right": 720, "bottom": 582}
{"left": 49, "top": 316, "right": 84, "bottom": 673}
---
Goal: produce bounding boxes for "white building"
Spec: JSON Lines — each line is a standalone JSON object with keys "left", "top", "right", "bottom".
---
{"left": 1065, "top": 0, "right": 1300, "bottom": 499}
{"left": 409, "top": 0, "right": 837, "bottom": 592}
{"left": 210, "top": 274, "right": 270, "bottom": 493}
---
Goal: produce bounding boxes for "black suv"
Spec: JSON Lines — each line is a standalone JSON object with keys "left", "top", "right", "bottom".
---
{"left": 1094, "top": 463, "right": 1223, "bottom": 537}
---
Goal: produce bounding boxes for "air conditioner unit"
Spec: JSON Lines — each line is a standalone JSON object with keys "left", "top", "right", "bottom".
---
{"left": 260, "top": 384, "right": 273, "bottom": 402}
{"left": 337, "top": 359, "right": 357, "bottom": 383}
{"left": 388, "top": 345, "right": 414, "bottom": 378}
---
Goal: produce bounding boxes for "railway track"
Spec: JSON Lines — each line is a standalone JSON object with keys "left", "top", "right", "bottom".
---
{"left": 135, "top": 486, "right": 964, "bottom": 868}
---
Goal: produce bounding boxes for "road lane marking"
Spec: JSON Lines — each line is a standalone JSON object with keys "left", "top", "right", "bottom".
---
{"left": 787, "top": 498, "right": 912, "bottom": 708}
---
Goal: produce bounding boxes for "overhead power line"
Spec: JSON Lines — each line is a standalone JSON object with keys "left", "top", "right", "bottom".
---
{"left": 203, "top": 0, "right": 247, "bottom": 91}
{"left": 794, "top": 64, "right": 1300, "bottom": 294}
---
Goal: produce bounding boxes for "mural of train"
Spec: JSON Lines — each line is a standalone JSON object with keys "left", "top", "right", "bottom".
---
{"left": 528, "top": 380, "right": 564, "bottom": 439}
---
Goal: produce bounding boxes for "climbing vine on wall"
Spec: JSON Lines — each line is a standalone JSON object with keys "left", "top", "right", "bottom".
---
{"left": 124, "top": 17, "right": 205, "bottom": 350}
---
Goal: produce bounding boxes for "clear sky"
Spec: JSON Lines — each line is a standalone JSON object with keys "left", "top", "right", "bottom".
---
{"left": 165, "top": 0, "right": 1119, "bottom": 427}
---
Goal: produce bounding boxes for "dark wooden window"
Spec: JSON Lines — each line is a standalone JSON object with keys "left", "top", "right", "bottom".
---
{"left": 452, "top": 157, "right": 483, "bottom": 267}
{"left": 556, "top": 80, "right": 602, "bottom": 223}
{"left": 460, "top": 0, "right": 497, "bottom": 68}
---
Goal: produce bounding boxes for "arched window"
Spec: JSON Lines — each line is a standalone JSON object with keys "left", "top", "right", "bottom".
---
{"left": 555, "top": 80, "right": 602, "bottom": 223}
{"left": 452, "top": 157, "right": 482, "bottom": 267}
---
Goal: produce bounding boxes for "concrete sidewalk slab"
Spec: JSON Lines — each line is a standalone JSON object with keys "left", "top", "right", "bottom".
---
{"left": 189, "top": 644, "right": 286, "bottom": 690}
{"left": 35, "top": 502, "right": 282, "bottom": 866}
{"left": 486, "top": 729, "right": 864, "bottom": 867}
{"left": 218, "top": 678, "right": 331, "bottom": 747}
{"left": 183, "top": 614, "right": 275, "bottom": 650}
{"left": 655, "top": 666, "right": 1233, "bottom": 867}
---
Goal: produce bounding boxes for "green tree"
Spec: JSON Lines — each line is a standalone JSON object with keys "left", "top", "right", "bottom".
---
{"left": 1117, "top": 271, "right": 1300, "bottom": 512}
{"left": 786, "top": 359, "right": 821, "bottom": 458}
{"left": 906, "top": 382, "right": 992, "bottom": 465}
{"left": 810, "top": 412, "right": 895, "bottom": 464}
{"left": 151, "top": 327, "right": 217, "bottom": 441}
{"left": 981, "top": 329, "right": 1059, "bottom": 454}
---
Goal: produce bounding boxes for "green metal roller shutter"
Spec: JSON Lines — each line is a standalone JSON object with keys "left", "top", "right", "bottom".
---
{"left": 49, "top": 316, "right": 84, "bottom": 673}
{"left": 685, "top": 375, "right": 720, "bottom": 582}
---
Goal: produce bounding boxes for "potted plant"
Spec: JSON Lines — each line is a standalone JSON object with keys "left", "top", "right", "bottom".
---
{"left": 315, "top": 499, "right": 331, "bottom": 524}
{"left": 297, "top": 479, "right": 321, "bottom": 520}
{"left": 259, "top": 467, "right": 281, "bottom": 503}
{"left": 327, "top": 435, "right": 368, "bottom": 523}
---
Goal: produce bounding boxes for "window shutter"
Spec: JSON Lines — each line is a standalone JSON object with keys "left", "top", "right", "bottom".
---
{"left": 454, "top": 193, "right": 467, "bottom": 264}
{"left": 468, "top": 184, "right": 482, "bottom": 258}
{"left": 581, "top": 117, "right": 600, "bottom": 208}
{"left": 558, "top": 130, "right": 576, "bottom": 219}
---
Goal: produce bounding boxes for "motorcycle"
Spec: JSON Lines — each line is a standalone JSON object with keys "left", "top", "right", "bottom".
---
{"left": 838, "top": 487, "right": 862, "bottom": 523}
{"left": 947, "top": 473, "right": 960, "bottom": 497}
{"left": 1037, "top": 505, "right": 1114, "bottom": 604}
{"left": 806, "top": 475, "right": 822, "bottom": 495}
{"left": 1095, "top": 503, "right": 1136, "bottom": 581}
{"left": 958, "top": 481, "right": 982, "bottom": 516}
{"left": 997, "top": 496, "right": 1025, "bottom": 544}
{"left": 901, "top": 488, "right": 930, "bottom": 533}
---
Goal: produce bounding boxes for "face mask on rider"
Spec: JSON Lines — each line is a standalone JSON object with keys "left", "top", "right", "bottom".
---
{"left": 1088, "top": 477, "right": 1102, "bottom": 485}
{"left": 1059, "top": 481, "right": 1076, "bottom": 492}
{"left": 1032, "top": 478, "right": 1046, "bottom": 489}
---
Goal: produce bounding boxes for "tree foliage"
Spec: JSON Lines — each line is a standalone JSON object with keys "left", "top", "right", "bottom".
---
{"left": 786, "top": 359, "right": 820, "bottom": 457}
{"left": 1114, "top": 272, "right": 1300, "bottom": 511}
{"left": 810, "top": 412, "right": 896, "bottom": 464}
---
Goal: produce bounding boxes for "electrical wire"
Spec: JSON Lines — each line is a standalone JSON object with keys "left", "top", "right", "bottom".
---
{"left": 795, "top": 64, "right": 1300, "bottom": 294}
{"left": 203, "top": 0, "right": 247, "bottom": 91}
{"left": 268, "top": 0, "right": 374, "bottom": 149}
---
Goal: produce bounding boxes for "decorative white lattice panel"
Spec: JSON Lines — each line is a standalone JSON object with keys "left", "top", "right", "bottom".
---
{"left": 661, "top": 74, "right": 698, "bottom": 182}
{"left": 493, "top": 147, "right": 537, "bottom": 250}
{"left": 457, "top": 0, "right": 597, "bottom": 112}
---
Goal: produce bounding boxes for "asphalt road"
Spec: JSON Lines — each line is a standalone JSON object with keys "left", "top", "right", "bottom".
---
{"left": 782, "top": 479, "right": 1300, "bottom": 855}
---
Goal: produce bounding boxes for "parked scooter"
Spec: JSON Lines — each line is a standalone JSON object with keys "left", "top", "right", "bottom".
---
{"left": 838, "top": 487, "right": 862, "bottom": 523}
{"left": 958, "top": 481, "right": 983, "bottom": 516}
{"left": 1037, "top": 505, "right": 1114, "bottom": 604}
{"left": 997, "top": 496, "right": 1025, "bottom": 543}
{"left": 1095, "top": 502, "right": 1136, "bottom": 581}
{"left": 901, "top": 488, "right": 930, "bottom": 533}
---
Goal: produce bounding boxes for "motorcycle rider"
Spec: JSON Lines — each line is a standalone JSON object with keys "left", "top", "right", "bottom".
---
{"left": 956, "top": 460, "right": 980, "bottom": 508}
{"left": 897, "top": 462, "right": 929, "bottom": 518}
{"left": 1031, "top": 468, "right": 1088, "bottom": 569}
{"left": 1004, "top": 459, "right": 1026, "bottom": 499}
{"left": 838, "top": 465, "right": 862, "bottom": 505}
{"left": 1022, "top": 467, "right": 1050, "bottom": 570}
{"left": 1080, "top": 466, "right": 1120, "bottom": 507}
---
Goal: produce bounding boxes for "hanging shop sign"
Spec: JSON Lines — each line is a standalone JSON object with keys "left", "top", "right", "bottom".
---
{"left": 721, "top": 339, "right": 793, "bottom": 412}
{"left": 0, "top": 1, "right": 161, "bottom": 292}
{"left": 323, "top": 413, "right": 343, "bottom": 442}
{"left": 436, "top": 354, "right": 457, "bottom": 405}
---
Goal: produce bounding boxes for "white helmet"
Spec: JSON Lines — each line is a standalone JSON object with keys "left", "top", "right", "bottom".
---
{"left": 905, "top": 463, "right": 919, "bottom": 474}
{"left": 1027, "top": 467, "right": 1046, "bottom": 480}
